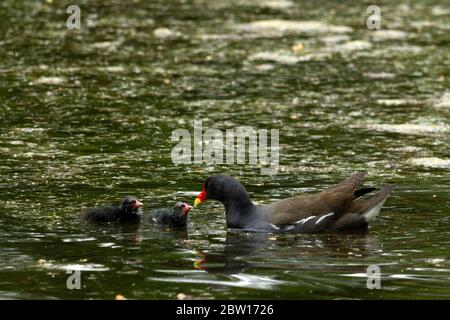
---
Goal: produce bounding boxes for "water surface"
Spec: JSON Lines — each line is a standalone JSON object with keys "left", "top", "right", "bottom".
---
{"left": 0, "top": 0, "right": 449, "bottom": 299}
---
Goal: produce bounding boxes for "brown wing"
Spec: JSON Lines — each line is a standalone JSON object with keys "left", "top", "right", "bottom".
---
{"left": 265, "top": 173, "right": 366, "bottom": 225}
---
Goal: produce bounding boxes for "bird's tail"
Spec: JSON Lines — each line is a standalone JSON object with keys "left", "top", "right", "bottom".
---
{"left": 350, "top": 185, "right": 397, "bottom": 221}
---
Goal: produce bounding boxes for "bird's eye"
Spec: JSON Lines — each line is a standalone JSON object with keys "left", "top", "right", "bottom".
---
{"left": 181, "top": 204, "right": 185, "bottom": 208}
{"left": 131, "top": 200, "right": 136, "bottom": 204}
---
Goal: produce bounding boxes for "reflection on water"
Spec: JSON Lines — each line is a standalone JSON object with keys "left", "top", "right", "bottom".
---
{"left": 0, "top": 0, "right": 449, "bottom": 299}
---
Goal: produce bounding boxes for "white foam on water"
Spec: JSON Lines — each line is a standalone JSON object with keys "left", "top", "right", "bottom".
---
{"left": 409, "top": 157, "right": 450, "bottom": 169}
{"left": 296, "top": 52, "right": 331, "bottom": 62}
{"left": 363, "top": 72, "right": 396, "bottom": 79}
{"left": 332, "top": 40, "right": 372, "bottom": 52}
{"left": 411, "top": 21, "right": 440, "bottom": 29}
{"left": 148, "top": 273, "right": 285, "bottom": 290}
{"left": 358, "top": 45, "right": 421, "bottom": 59}
{"left": 376, "top": 99, "right": 417, "bottom": 106}
{"left": 200, "top": 34, "right": 242, "bottom": 41}
{"left": 34, "top": 76, "right": 66, "bottom": 85}
{"left": 392, "top": 146, "right": 422, "bottom": 152}
{"left": 426, "top": 258, "right": 446, "bottom": 264}
{"left": 175, "top": 191, "right": 203, "bottom": 196}
{"left": 389, "top": 274, "right": 426, "bottom": 280}
{"left": 58, "top": 264, "right": 110, "bottom": 272}
{"left": 98, "top": 242, "right": 116, "bottom": 248}
{"left": 56, "top": 67, "right": 81, "bottom": 73}
{"left": 370, "top": 29, "right": 408, "bottom": 41}
{"left": 432, "top": 6, "right": 450, "bottom": 16}
{"left": 255, "top": 63, "right": 275, "bottom": 71}
{"left": 434, "top": 92, "right": 450, "bottom": 108}
{"left": 367, "top": 123, "right": 449, "bottom": 135}
{"left": 340, "top": 272, "right": 368, "bottom": 278}
{"left": 97, "top": 66, "right": 125, "bottom": 73}
{"left": 13, "top": 128, "right": 46, "bottom": 133}
{"left": 238, "top": 20, "right": 352, "bottom": 37}
{"left": 154, "top": 27, "right": 179, "bottom": 39}
{"left": 248, "top": 51, "right": 300, "bottom": 64}
{"left": 39, "top": 262, "right": 109, "bottom": 272}
{"left": 62, "top": 237, "right": 97, "bottom": 243}
{"left": 89, "top": 40, "right": 123, "bottom": 49}
{"left": 321, "top": 34, "right": 351, "bottom": 44}
{"left": 259, "top": 0, "right": 294, "bottom": 10}
{"left": 248, "top": 40, "right": 369, "bottom": 67}
{"left": 388, "top": 45, "right": 422, "bottom": 54}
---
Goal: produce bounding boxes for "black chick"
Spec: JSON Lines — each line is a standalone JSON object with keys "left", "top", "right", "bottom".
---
{"left": 149, "top": 202, "right": 192, "bottom": 228}
{"left": 82, "top": 196, "right": 143, "bottom": 224}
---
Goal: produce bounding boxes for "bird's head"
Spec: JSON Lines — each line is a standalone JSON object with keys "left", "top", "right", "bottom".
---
{"left": 194, "top": 175, "right": 249, "bottom": 207}
{"left": 121, "top": 196, "right": 143, "bottom": 214}
{"left": 174, "top": 202, "right": 193, "bottom": 216}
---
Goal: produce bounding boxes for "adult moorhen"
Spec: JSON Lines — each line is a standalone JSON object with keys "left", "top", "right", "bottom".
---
{"left": 193, "top": 173, "right": 396, "bottom": 233}
{"left": 149, "top": 202, "right": 193, "bottom": 228}
{"left": 82, "top": 196, "right": 143, "bottom": 224}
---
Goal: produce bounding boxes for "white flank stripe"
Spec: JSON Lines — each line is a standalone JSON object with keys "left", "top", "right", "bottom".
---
{"left": 295, "top": 216, "right": 316, "bottom": 225}
{"left": 315, "top": 212, "right": 334, "bottom": 225}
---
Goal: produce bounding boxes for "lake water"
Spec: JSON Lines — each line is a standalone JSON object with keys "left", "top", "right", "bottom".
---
{"left": 0, "top": 0, "right": 449, "bottom": 299}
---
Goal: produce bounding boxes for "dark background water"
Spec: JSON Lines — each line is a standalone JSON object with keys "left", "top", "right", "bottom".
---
{"left": 0, "top": 0, "right": 449, "bottom": 299}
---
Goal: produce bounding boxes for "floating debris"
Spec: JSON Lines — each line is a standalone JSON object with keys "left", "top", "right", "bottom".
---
{"left": 176, "top": 293, "right": 188, "bottom": 300}
{"left": 291, "top": 43, "right": 304, "bottom": 53}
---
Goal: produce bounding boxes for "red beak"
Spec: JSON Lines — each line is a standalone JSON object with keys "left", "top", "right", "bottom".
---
{"left": 194, "top": 189, "right": 207, "bottom": 207}
{"left": 183, "top": 204, "right": 193, "bottom": 215}
{"left": 132, "top": 200, "right": 143, "bottom": 209}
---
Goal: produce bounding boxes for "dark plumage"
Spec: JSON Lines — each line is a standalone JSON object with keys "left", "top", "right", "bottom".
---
{"left": 82, "top": 196, "right": 143, "bottom": 224}
{"left": 149, "top": 202, "right": 192, "bottom": 228}
{"left": 194, "top": 173, "right": 396, "bottom": 233}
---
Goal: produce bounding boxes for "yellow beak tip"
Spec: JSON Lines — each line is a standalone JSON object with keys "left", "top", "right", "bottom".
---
{"left": 193, "top": 198, "right": 202, "bottom": 207}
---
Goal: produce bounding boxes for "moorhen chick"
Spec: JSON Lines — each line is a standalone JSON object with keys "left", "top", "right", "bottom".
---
{"left": 82, "top": 196, "right": 143, "bottom": 224}
{"left": 149, "top": 202, "right": 192, "bottom": 228}
{"left": 193, "top": 173, "right": 396, "bottom": 233}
